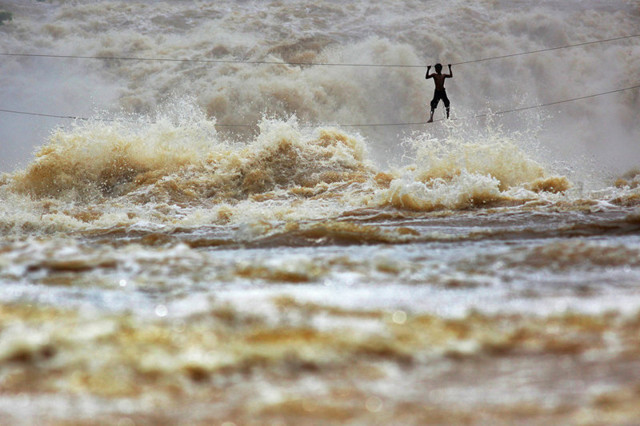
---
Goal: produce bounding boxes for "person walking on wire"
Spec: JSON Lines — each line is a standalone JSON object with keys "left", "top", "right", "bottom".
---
{"left": 425, "top": 63, "right": 452, "bottom": 122}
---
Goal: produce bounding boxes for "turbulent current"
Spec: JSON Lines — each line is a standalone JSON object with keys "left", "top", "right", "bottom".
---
{"left": 0, "top": 0, "right": 640, "bottom": 424}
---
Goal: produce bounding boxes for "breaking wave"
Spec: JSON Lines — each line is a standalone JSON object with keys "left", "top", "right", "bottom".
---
{"left": 0, "top": 101, "right": 577, "bottom": 235}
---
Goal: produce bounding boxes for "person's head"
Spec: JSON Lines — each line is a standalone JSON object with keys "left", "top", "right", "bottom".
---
{"left": 435, "top": 63, "right": 443, "bottom": 73}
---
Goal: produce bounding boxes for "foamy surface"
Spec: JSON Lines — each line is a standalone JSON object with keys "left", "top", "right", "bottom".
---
{"left": 1, "top": 0, "right": 640, "bottom": 424}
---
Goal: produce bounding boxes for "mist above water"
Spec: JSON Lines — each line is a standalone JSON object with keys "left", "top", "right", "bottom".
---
{"left": 0, "top": 0, "right": 638, "bottom": 180}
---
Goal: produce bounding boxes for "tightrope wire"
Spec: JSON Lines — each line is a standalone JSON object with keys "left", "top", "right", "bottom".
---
{"left": 0, "top": 109, "right": 87, "bottom": 121}
{"left": 1, "top": 32, "right": 638, "bottom": 127}
{"left": 1, "top": 83, "right": 638, "bottom": 127}
{"left": 451, "top": 34, "right": 640, "bottom": 66}
{"left": 322, "top": 83, "right": 640, "bottom": 127}
{"left": 1, "top": 34, "right": 638, "bottom": 68}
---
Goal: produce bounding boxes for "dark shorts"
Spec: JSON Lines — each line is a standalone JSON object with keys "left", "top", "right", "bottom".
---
{"left": 430, "top": 89, "right": 450, "bottom": 110}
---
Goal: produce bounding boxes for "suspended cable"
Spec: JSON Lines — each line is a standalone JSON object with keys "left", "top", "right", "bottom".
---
{"left": 451, "top": 34, "right": 640, "bottom": 66}
{"left": 469, "top": 84, "right": 640, "bottom": 119}
{"left": 334, "top": 83, "right": 640, "bottom": 126}
{"left": 0, "top": 108, "right": 89, "bottom": 121}
{"left": 1, "top": 34, "right": 638, "bottom": 69}
{"left": 1, "top": 83, "right": 638, "bottom": 127}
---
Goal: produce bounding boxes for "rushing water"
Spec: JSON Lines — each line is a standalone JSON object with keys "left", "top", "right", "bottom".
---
{"left": 1, "top": 0, "right": 640, "bottom": 424}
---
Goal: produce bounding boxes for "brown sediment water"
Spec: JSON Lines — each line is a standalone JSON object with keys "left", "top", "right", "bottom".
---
{"left": 1, "top": 0, "right": 640, "bottom": 424}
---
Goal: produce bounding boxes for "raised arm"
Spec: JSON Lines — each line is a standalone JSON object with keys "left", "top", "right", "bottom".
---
{"left": 445, "top": 64, "right": 453, "bottom": 78}
{"left": 425, "top": 65, "right": 432, "bottom": 79}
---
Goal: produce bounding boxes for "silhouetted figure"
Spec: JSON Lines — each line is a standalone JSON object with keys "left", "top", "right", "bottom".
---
{"left": 425, "top": 63, "right": 452, "bottom": 122}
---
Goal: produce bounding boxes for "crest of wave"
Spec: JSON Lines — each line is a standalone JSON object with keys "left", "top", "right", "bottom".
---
{"left": 10, "top": 100, "right": 218, "bottom": 200}
{"left": 125, "top": 116, "right": 372, "bottom": 206}
{"left": 7, "top": 101, "right": 373, "bottom": 207}
{"left": 375, "top": 120, "right": 571, "bottom": 211}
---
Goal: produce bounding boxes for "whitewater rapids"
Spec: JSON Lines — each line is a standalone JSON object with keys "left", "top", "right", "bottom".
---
{"left": 0, "top": 0, "right": 639, "bottom": 424}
